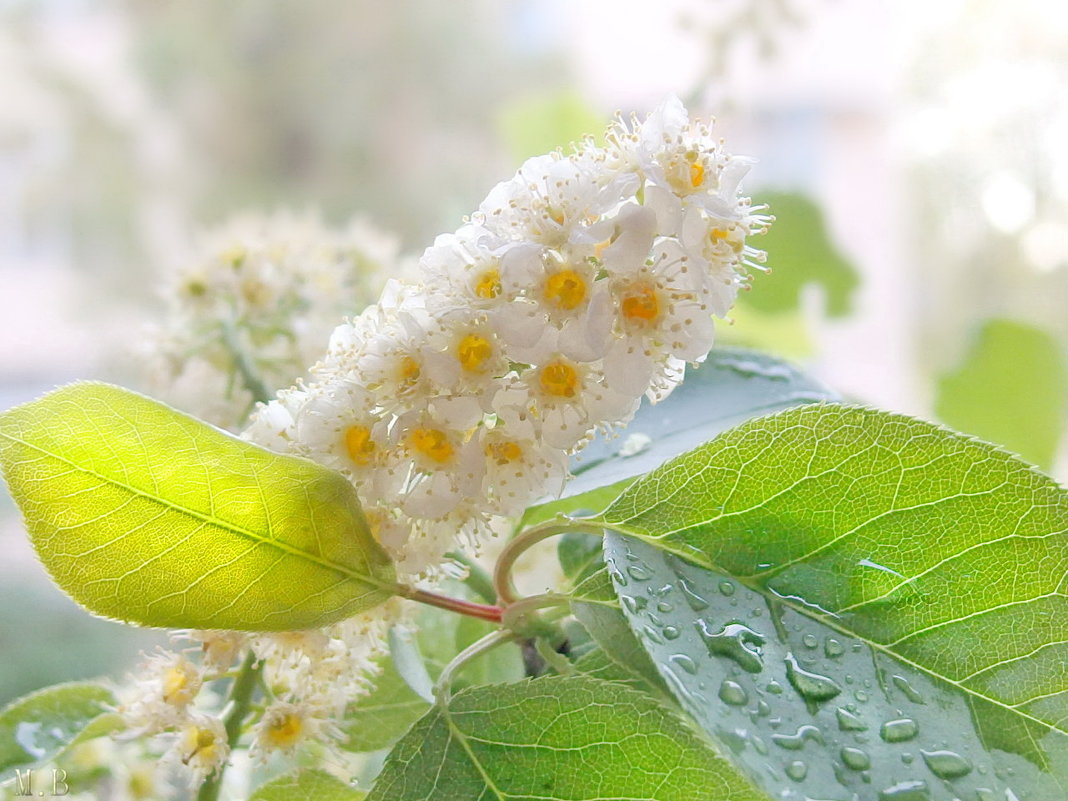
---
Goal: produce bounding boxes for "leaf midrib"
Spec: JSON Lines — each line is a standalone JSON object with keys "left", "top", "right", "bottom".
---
{"left": 598, "top": 519, "right": 1066, "bottom": 739}
{"left": 0, "top": 430, "right": 395, "bottom": 594}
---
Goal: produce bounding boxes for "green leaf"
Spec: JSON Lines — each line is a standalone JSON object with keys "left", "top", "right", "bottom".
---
{"left": 0, "top": 682, "right": 122, "bottom": 781}
{"left": 936, "top": 318, "right": 1067, "bottom": 469}
{"left": 604, "top": 533, "right": 1067, "bottom": 800}
{"left": 341, "top": 657, "right": 430, "bottom": 753}
{"left": 525, "top": 348, "right": 837, "bottom": 524}
{"left": 595, "top": 404, "right": 1068, "bottom": 796}
{"left": 742, "top": 191, "right": 859, "bottom": 318}
{"left": 569, "top": 569, "right": 665, "bottom": 695}
{"left": 367, "top": 675, "right": 769, "bottom": 801}
{"left": 496, "top": 91, "right": 604, "bottom": 163}
{"left": 250, "top": 768, "right": 365, "bottom": 801}
{"left": 0, "top": 383, "right": 395, "bottom": 631}
{"left": 557, "top": 530, "right": 604, "bottom": 586}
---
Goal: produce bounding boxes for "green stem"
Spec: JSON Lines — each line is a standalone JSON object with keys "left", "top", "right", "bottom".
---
{"left": 221, "top": 321, "right": 273, "bottom": 405}
{"left": 196, "top": 649, "right": 261, "bottom": 801}
{"left": 445, "top": 550, "right": 497, "bottom": 604}
{"left": 492, "top": 520, "right": 604, "bottom": 605}
{"left": 434, "top": 629, "right": 515, "bottom": 702}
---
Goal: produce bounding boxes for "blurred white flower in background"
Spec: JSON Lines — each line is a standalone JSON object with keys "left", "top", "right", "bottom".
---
{"left": 144, "top": 211, "right": 411, "bottom": 430}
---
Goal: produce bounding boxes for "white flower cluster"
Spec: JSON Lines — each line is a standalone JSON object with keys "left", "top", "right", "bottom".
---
{"left": 246, "top": 97, "right": 768, "bottom": 578}
{"left": 146, "top": 211, "right": 408, "bottom": 430}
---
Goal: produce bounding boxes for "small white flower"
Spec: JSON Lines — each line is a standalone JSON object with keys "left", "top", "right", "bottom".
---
{"left": 117, "top": 650, "right": 203, "bottom": 734}
{"left": 164, "top": 713, "right": 229, "bottom": 786}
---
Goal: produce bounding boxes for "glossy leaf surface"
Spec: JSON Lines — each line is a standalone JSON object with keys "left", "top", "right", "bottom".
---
{"left": 595, "top": 404, "right": 1068, "bottom": 797}
{"left": 605, "top": 533, "right": 1068, "bottom": 800}
{"left": 0, "top": 383, "right": 395, "bottom": 630}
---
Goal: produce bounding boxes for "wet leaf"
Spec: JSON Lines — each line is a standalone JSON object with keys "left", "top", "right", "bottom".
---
{"left": 605, "top": 533, "right": 1067, "bottom": 801}
{"left": 367, "top": 675, "right": 769, "bottom": 801}
{"left": 0, "top": 682, "right": 121, "bottom": 782}
{"left": 595, "top": 404, "right": 1068, "bottom": 798}
{"left": 0, "top": 383, "right": 396, "bottom": 630}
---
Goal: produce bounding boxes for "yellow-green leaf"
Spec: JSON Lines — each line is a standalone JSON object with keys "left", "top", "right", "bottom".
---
{"left": 0, "top": 383, "right": 395, "bottom": 631}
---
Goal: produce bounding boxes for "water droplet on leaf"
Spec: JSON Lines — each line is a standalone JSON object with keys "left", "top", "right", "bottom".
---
{"left": 785, "top": 653, "right": 842, "bottom": 706}
{"left": 921, "top": 749, "right": 972, "bottom": 780}
{"left": 785, "top": 760, "right": 808, "bottom": 781}
{"left": 841, "top": 746, "right": 871, "bottom": 771}
{"left": 719, "top": 680, "right": 749, "bottom": 706}
{"left": 880, "top": 718, "right": 919, "bottom": 743}
{"left": 696, "top": 620, "right": 766, "bottom": 673}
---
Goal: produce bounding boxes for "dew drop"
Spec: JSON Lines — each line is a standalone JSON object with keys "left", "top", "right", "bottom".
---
{"left": 766, "top": 680, "right": 784, "bottom": 695}
{"left": 755, "top": 699, "right": 771, "bottom": 717}
{"left": 751, "top": 734, "right": 768, "bottom": 755}
{"left": 771, "top": 724, "right": 824, "bottom": 750}
{"left": 669, "top": 653, "right": 697, "bottom": 675}
{"left": 878, "top": 780, "right": 930, "bottom": 800}
{"left": 718, "top": 680, "right": 749, "bottom": 706}
{"left": 901, "top": 752, "right": 914, "bottom": 765}
{"left": 610, "top": 569, "right": 628, "bottom": 587}
{"left": 785, "top": 760, "right": 808, "bottom": 781}
{"left": 802, "top": 633, "right": 819, "bottom": 649}
{"left": 841, "top": 746, "right": 871, "bottom": 771}
{"left": 854, "top": 690, "right": 870, "bottom": 703}
{"left": 921, "top": 749, "right": 972, "bottom": 780}
{"left": 14, "top": 722, "right": 48, "bottom": 759}
{"left": 642, "top": 625, "right": 663, "bottom": 644}
{"left": 836, "top": 707, "right": 868, "bottom": 732}
{"left": 656, "top": 600, "right": 674, "bottom": 613}
{"left": 696, "top": 621, "right": 766, "bottom": 673}
{"left": 662, "top": 626, "right": 680, "bottom": 640}
{"left": 784, "top": 653, "right": 842, "bottom": 704}
{"left": 627, "top": 564, "right": 652, "bottom": 581}
{"left": 892, "top": 675, "right": 925, "bottom": 704}
{"left": 824, "top": 637, "right": 845, "bottom": 657}
{"left": 677, "top": 577, "right": 709, "bottom": 611}
{"left": 880, "top": 718, "right": 919, "bottom": 743}
{"left": 719, "top": 580, "right": 736, "bottom": 596}
{"left": 974, "top": 789, "right": 996, "bottom": 801}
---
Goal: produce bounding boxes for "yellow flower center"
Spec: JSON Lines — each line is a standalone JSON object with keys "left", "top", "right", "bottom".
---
{"left": 621, "top": 283, "right": 661, "bottom": 325}
{"left": 474, "top": 268, "right": 502, "bottom": 299}
{"left": 344, "top": 425, "right": 376, "bottom": 466}
{"left": 457, "top": 334, "right": 493, "bottom": 373}
{"left": 181, "top": 726, "right": 220, "bottom": 765}
{"left": 264, "top": 712, "right": 305, "bottom": 750}
{"left": 485, "top": 440, "right": 523, "bottom": 465}
{"left": 162, "top": 665, "right": 197, "bottom": 707}
{"left": 543, "top": 269, "right": 587, "bottom": 311}
{"left": 539, "top": 361, "right": 580, "bottom": 398}
{"left": 690, "top": 158, "right": 705, "bottom": 188}
{"left": 409, "top": 428, "right": 455, "bottom": 464}
{"left": 398, "top": 356, "right": 421, "bottom": 387}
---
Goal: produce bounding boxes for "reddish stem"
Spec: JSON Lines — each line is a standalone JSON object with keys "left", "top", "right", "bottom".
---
{"left": 397, "top": 584, "right": 504, "bottom": 623}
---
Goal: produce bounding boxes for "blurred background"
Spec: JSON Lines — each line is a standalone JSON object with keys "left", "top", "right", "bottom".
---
{"left": 1, "top": 0, "right": 1066, "bottom": 704}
